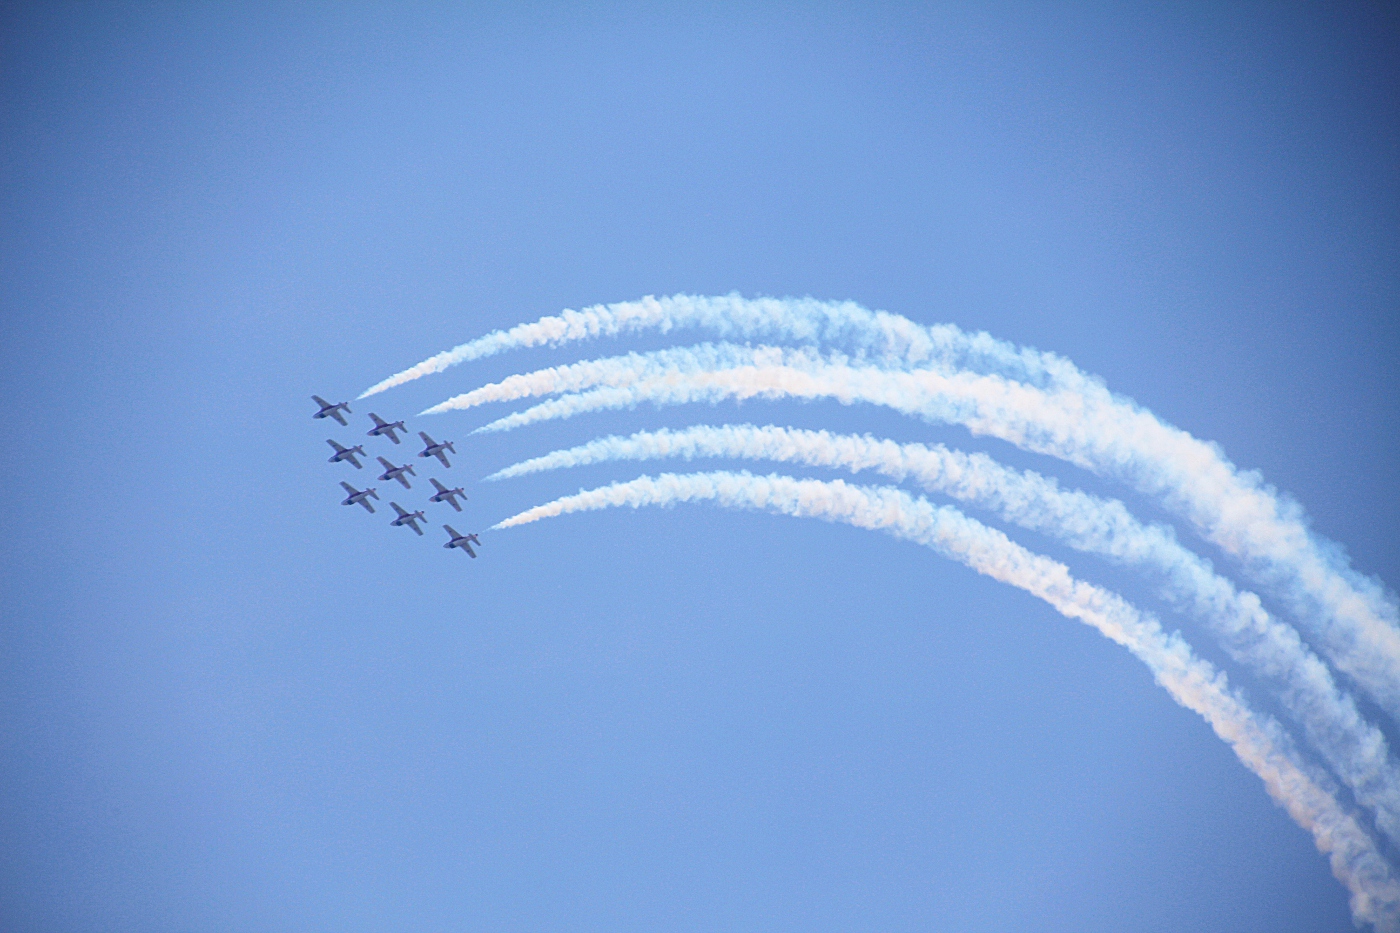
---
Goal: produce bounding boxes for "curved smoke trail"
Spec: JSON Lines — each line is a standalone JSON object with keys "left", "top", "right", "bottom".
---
{"left": 446, "top": 350, "right": 1400, "bottom": 719}
{"left": 420, "top": 343, "right": 813, "bottom": 416}
{"left": 492, "top": 470, "right": 1400, "bottom": 931}
{"left": 358, "top": 293, "right": 1090, "bottom": 399}
{"left": 369, "top": 296, "right": 1400, "bottom": 724}
{"left": 362, "top": 296, "right": 1399, "bottom": 922}
{"left": 488, "top": 424, "right": 1400, "bottom": 844}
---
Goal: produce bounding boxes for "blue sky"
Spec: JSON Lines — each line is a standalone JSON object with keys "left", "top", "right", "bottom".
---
{"left": 2, "top": 4, "right": 1397, "bottom": 931}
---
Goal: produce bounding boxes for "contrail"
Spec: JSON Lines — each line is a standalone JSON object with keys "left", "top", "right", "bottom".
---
{"left": 419, "top": 343, "right": 817, "bottom": 416}
{"left": 456, "top": 349, "right": 982, "bottom": 434}
{"left": 488, "top": 424, "right": 1400, "bottom": 844}
{"left": 456, "top": 353, "right": 1400, "bottom": 719}
{"left": 358, "top": 293, "right": 1092, "bottom": 399}
{"left": 493, "top": 470, "right": 1400, "bottom": 931}
{"left": 371, "top": 295, "right": 1400, "bottom": 725}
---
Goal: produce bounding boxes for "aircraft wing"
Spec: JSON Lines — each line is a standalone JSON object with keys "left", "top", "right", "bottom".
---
{"left": 358, "top": 498, "right": 376, "bottom": 513}
{"left": 370, "top": 413, "right": 387, "bottom": 427}
{"left": 343, "top": 452, "right": 362, "bottom": 469}
{"left": 394, "top": 473, "right": 412, "bottom": 489}
{"left": 445, "top": 496, "right": 462, "bottom": 512}
{"left": 378, "top": 456, "right": 393, "bottom": 469}
{"left": 430, "top": 478, "right": 447, "bottom": 493}
{"left": 329, "top": 409, "right": 347, "bottom": 426}
{"left": 313, "top": 395, "right": 330, "bottom": 407}
{"left": 460, "top": 541, "right": 476, "bottom": 557}
{"left": 328, "top": 439, "right": 347, "bottom": 453}
{"left": 392, "top": 503, "right": 409, "bottom": 518}
{"left": 384, "top": 427, "right": 401, "bottom": 443}
{"left": 407, "top": 518, "right": 424, "bottom": 535}
{"left": 433, "top": 450, "right": 451, "bottom": 468}
{"left": 340, "top": 481, "right": 356, "bottom": 494}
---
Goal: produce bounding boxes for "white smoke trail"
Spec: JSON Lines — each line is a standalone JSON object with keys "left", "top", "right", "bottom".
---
{"left": 488, "top": 424, "right": 1400, "bottom": 844}
{"left": 358, "top": 293, "right": 1091, "bottom": 399}
{"left": 456, "top": 350, "right": 979, "bottom": 435}
{"left": 419, "top": 343, "right": 816, "bottom": 416}
{"left": 373, "top": 296, "right": 1399, "bottom": 725}
{"left": 493, "top": 470, "right": 1400, "bottom": 931}
{"left": 457, "top": 354, "right": 1400, "bottom": 718}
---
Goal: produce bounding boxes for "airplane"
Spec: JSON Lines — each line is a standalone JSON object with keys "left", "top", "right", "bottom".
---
{"left": 367, "top": 413, "right": 406, "bottom": 444}
{"left": 443, "top": 525, "right": 481, "bottom": 557}
{"left": 390, "top": 502, "right": 426, "bottom": 536}
{"left": 429, "top": 478, "right": 467, "bottom": 511}
{"left": 377, "top": 456, "right": 416, "bottom": 489}
{"left": 417, "top": 431, "right": 456, "bottom": 468}
{"left": 312, "top": 395, "right": 351, "bottom": 426}
{"left": 340, "top": 481, "right": 379, "bottom": 513}
{"left": 326, "top": 439, "right": 366, "bottom": 469}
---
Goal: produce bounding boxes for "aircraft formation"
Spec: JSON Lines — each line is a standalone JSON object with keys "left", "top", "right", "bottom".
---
{"left": 314, "top": 395, "right": 481, "bottom": 558}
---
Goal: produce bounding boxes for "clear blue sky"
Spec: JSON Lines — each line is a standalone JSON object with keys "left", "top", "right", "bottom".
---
{"left": 2, "top": 4, "right": 1396, "bottom": 931}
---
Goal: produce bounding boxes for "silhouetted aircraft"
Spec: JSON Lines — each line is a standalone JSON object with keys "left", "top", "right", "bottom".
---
{"left": 390, "top": 503, "right": 426, "bottom": 536}
{"left": 367, "top": 413, "right": 406, "bottom": 444}
{"left": 312, "top": 395, "right": 350, "bottom": 426}
{"left": 429, "top": 478, "right": 467, "bottom": 511}
{"left": 443, "top": 525, "right": 480, "bottom": 557}
{"left": 326, "top": 439, "right": 365, "bottom": 469}
{"left": 377, "top": 456, "right": 416, "bottom": 489}
{"left": 340, "top": 481, "right": 379, "bottom": 513}
{"left": 418, "top": 432, "right": 455, "bottom": 468}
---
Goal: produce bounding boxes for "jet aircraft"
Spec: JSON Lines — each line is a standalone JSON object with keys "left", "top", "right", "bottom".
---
{"left": 340, "top": 481, "right": 379, "bottom": 513}
{"left": 326, "top": 439, "right": 366, "bottom": 468}
{"left": 367, "top": 413, "right": 406, "bottom": 444}
{"left": 377, "top": 456, "right": 416, "bottom": 489}
{"left": 429, "top": 478, "right": 467, "bottom": 511}
{"left": 390, "top": 503, "right": 427, "bottom": 535}
{"left": 312, "top": 395, "right": 351, "bottom": 426}
{"left": 418, "top": 432, "right": 456, "bottom": 468}
{"left": 443, "top": 525, "right": 481, "bottom": 557}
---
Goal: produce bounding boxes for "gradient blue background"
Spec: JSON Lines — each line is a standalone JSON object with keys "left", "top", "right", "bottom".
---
{"left": 2, "top": 4, "right": 1397, "bottom": 931}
